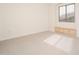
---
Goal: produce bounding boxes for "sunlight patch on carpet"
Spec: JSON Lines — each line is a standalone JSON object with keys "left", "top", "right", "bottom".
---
{"left": 44, "top": 34, "right": 73, "bottom": 52}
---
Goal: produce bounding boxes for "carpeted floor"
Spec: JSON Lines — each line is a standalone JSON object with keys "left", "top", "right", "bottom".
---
{"left": 0, "top": 31, "right": 78, "bottom": 55}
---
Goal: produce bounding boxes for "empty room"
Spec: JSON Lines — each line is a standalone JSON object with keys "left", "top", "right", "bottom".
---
{"left": 0, "top": 3, "right": 79, "bottom": 55}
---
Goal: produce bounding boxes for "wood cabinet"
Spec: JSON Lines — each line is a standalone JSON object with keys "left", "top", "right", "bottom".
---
{"left": 55, "top": 27, "right": 76, "bottom": 37}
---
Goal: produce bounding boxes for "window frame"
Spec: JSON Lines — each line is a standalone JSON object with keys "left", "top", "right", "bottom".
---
{"left": 58, "top": 3, "right": 75, "bottom": 22}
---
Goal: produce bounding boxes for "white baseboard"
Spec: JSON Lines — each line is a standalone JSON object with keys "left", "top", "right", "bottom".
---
{"left": 0, "top": 30, "right": 49, "bottom": 42}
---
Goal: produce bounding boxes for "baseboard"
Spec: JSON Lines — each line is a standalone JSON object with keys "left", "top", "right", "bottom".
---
{"left": 0, "top": 30, "right": 49, "bottom": 42}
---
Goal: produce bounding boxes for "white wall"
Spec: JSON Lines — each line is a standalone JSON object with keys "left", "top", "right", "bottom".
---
{"left": 0, "top": 4, "right": 49, "bottom": 41}
{"left": 48, "top": 4, "right": 56, "bottom": 32}
{"left": 1, "top": 3, "right": 79, "bottom": 41}
{"left": 0, "top": 9, "right": 4, "bottom": 40}
{"left": 0, "top": 16, "right": 2, "bottom": 39}
{"left": 75, "top": 3, "right": 79, "bottom": 37}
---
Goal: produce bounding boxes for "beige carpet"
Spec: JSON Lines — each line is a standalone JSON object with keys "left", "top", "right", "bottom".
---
{"left": 0, "top": 31, "right": 78, "bottom": 55}
{"left": 44, "top": 34, "right": 74, "bottom": 52}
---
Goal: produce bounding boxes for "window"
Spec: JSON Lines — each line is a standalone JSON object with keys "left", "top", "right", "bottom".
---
{"left": 59, "top": 4, "right": 75, "bottom": 22}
